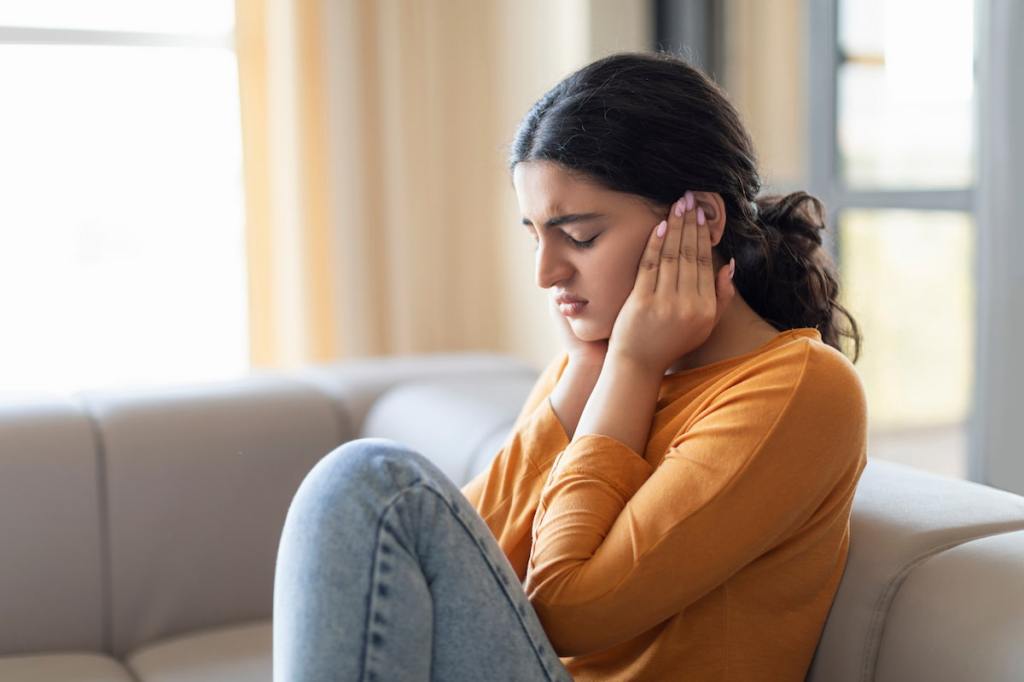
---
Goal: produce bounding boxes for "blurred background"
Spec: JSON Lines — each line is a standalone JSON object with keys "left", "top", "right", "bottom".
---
{"left": 1, "top": 0, "right": 1021, "bottom": 495}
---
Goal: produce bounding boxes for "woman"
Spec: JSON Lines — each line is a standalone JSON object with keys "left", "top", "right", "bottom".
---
{"left": 273, "top": 51, "right": 867, "bottom": 681}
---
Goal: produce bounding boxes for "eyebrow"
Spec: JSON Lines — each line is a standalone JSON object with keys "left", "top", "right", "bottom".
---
{"left": 521, "top": 212, "right": 606, "bottom": 229}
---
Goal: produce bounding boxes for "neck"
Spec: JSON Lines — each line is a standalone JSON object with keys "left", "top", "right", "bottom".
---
{"left": 664, "top": 294, "right": 780, "bottom": 375}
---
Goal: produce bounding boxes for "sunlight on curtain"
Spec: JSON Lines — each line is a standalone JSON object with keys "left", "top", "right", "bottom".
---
{"left": 235, "top": 0, "right": 337, "bottom": 369}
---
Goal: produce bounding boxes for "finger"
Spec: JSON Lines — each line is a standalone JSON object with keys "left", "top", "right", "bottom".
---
{"left": 658, "top": 195, "right": 685, "bottom": 296}
{"left": 636, "top": 219, "right": 667, "bottom": 295}
{"left": 680, "top": 191, "right": 699, "bottom": 294}
{"left": 696, "top": 205, "right": 715, "bottom": 298}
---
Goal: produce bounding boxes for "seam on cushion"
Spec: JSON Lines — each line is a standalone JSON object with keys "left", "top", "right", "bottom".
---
{"left": 860, "top": 526, "right": 1024, "bottom": 681}
{"left": 72, "top": 395, "right": 115, "bottom": 656}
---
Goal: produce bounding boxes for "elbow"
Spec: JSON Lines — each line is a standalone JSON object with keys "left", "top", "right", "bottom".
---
{"left": 529, "top": 597, "right": 593, "bottom": 658}
{"left": 525, "top": 560, "right": 609, "bottom": 656}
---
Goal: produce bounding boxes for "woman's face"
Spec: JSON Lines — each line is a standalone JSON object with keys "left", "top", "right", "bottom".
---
{"left": 512, "top": 159, "right": 668, "bottom": 342}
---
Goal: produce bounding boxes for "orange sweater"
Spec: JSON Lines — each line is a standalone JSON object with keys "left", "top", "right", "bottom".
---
{"left": 460, "top": 328, "right": 868, "bottom": 681}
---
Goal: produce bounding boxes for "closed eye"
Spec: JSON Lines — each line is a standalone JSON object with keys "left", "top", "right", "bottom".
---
{"left": 569, "top": 234, "right": 598, "bottom": 248}
{"left": 529, "top": 232, "right": 599, "bottom": 250}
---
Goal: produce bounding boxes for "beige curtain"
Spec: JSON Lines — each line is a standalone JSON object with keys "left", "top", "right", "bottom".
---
{"left": 235, "top": 0, "right": 336, "bottom": 369}
{"left": 720, "top": 0, "right": 807, "bottom": 192}
{"left": 235, "top": 0, "right": 651, "bottom": 371}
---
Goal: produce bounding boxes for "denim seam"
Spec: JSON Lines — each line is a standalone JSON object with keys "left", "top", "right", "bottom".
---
{"left": 420, "top": 481, "right": 565, "bottom": 681}
{"left": 360, "top": 479, "right": 425, "bottom": 681}
{"left": 362, "top": 479, "right": 564, "bottom": 681}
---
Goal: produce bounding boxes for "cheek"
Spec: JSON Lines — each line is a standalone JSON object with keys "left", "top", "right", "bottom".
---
{"left": 588, "top": 254, "right": 637, "bottom": 315}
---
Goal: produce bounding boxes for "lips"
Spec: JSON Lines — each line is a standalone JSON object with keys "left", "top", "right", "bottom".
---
{"left": 554, "top": 294, "right": 587, "bottom": 305}
{"left": 557, "top": 300, "right": 588, "bottom": 316}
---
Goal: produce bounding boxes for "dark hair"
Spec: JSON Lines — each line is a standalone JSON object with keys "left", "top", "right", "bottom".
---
{"left": 507, "top": 51, "right": 862, "bottom": 363}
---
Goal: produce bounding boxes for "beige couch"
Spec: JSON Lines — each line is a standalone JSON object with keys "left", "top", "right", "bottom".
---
{"left": 1, "top": 352, "right": 1022, "bottom": 681}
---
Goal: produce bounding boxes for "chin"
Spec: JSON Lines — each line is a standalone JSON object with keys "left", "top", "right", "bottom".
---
{"left": 569, "top": 318, "right": 610, "bottom": 342}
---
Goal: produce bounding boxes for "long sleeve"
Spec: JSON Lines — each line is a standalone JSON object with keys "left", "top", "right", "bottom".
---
{"left": 459, "top": 351, "right": 572, "bottom": 580}
{"left": 523, "top": 344, "right": 869, "bottom": 658}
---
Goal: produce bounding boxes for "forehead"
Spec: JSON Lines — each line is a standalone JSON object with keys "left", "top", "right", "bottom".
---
{"left": 512, "top": 161, "right": 606, "bottom": 214}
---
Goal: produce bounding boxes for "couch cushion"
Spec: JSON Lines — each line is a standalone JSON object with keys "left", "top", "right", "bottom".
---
{"left": 286, "top": 351, "right": 535, "bottom": 441}
{"left": 0, "top": 394, "right": 106, "bottom": 656}
{"left": 76, "top": 377, "right": 343, "bottom": 658}
{"left": 125, "top": 619, "right": 271, "bottom": 682}
{"left": 358, "top": 374, "right": 537, "bottom": 487}
{"left": 807, "top": 458, "right": 1024, "bottom": 682}
{"left": 0, "top": 652, "right": 135, "bottom": 682}
{"left": 874, "top": 528, "right": 1024, "bottom": 682}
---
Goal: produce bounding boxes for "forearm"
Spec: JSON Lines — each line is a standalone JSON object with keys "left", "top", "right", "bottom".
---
{"left": 573, "top": 353, "right": 662, "bottom": 455}
{"left": 548, "top": 357, "right": 604, "bottom": 440}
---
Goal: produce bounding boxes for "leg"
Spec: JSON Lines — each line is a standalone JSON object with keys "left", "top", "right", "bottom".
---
{"left": 273, "top": 437, "right": 573, "bottom": 682}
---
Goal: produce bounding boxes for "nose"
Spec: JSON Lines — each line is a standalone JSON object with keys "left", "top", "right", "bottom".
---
{"left": 534, "top": 238, "right": 575, "bottom": 290}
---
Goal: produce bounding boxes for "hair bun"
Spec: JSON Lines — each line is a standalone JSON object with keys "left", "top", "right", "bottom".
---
{"left": 754, "top": 192, "right": 826, "bottom": 245}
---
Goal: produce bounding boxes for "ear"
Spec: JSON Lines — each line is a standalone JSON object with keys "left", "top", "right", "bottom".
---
{"left": 693, "top": 191, "right": 727, "bottom": 248}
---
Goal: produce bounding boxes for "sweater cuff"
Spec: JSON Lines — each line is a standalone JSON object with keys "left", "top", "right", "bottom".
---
{"left": 555, "top": 433, "right": 654, "bottom": 498}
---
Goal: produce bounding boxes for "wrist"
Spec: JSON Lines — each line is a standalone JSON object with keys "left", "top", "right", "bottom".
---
{"left": 566, "top": 353, "right": 606, "bottom": 374}
{"left": 606, "top": 350, "right": 664, "bottom": 380}
{"left": 550, "top": 357, "right": 604, "bottom": 440}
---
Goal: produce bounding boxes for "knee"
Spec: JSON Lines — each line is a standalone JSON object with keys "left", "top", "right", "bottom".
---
{"left": 291, "top": 438, "right": 422, "bottom": 509}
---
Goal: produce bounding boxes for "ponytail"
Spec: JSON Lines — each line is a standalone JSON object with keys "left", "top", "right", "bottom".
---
{"left": 736, "top": 191, "right": 862, "bottom": 362}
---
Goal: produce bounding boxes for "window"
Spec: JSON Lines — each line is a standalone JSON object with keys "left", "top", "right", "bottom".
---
{"left": 0, "top": 1, "right": 247, "bottom": 395}
{"left": 809, "top": 0, "right": 977, "bottom": 480}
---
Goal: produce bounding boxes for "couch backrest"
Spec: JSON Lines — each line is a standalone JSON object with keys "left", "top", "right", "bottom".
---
{"left": 0, "top": 394, "right": 107, "bottom": 655}
{"left": 0, "top": 352, "right": 534, "bottom": 659}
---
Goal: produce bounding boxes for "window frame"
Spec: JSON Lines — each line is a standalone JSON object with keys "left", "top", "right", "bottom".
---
{"left": 806, "top": 0, "right": 979, "bottom": 479}
{"left": 806, "top": 0, "right": 976, "bottom": 264}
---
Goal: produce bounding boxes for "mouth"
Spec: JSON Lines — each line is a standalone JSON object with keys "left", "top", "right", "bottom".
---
{"left": 558, "top": 300, "right": 588, "bottom": 316}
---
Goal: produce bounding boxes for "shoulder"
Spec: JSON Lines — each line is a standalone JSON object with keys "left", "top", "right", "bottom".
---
{"left": 798, "top": 336, "right": 866, "bottom": 408}
{"left": 712, "top": 334, "right": 868, "bottom": 478}
{"left": 775, "top": 335, "right": 868, "bottom": 437}
{"left": 727, "top": 332, "right": 867, "bottom": 426}
{"left": 748, "top": 331, "right": 861, "bottom": 388}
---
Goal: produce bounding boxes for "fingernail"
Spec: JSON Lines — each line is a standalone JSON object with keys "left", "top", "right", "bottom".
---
{"left": 685, "top": 191, "right": 695, "bottom": 211}
{"left": 729, "top": 257, "right": 735, "bottom": 279}
{"left": 674, "top": 198, "right": 684, "bottom": 217}
{"left": 696, "top": 206, "right": 705, "bottom": 225}
{"left": 656, "top": 220, "right": 667, "bottom": 237}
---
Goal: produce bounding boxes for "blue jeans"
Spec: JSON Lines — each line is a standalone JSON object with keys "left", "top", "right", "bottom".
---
{"left": 273, "top": 437, "right": 575, "bottom": 681}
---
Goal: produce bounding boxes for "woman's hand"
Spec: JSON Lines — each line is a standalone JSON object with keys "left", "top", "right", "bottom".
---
{"left": 548, "top": 295, "right": 608, "bottom": 367}
{"left": 607, "top": 191, "right": 736, "bottom": 376}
